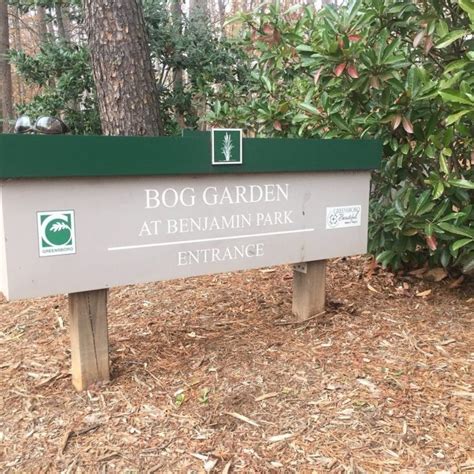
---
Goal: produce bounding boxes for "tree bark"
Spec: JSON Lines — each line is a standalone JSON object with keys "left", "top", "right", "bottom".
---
{"left": 0, "top": 0, "right": 13, "bottom": 133}
{"left": 13, "top": 6, "right": 24, "bottom": 103}
{"left": 188, "top": 0, "right": 209, "bottom": 130}
{"left": 217, "top": 0, "right": 226, "bottom": 36}
{"left": 84, "top": 0, "right": 163, "bottom": 135}
{"left": 171, "top": 0, "right": 185, "bottom": 128}
{"left": 37, "top": 6, "right": 48, "bottom": 41}
{"left": 189, "top": 0, "right": 209, "bottom": 21}
{"left": 55, "top": 3, "right": 70, "bottom": 41}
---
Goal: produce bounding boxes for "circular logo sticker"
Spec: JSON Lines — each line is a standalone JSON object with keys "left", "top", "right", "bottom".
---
{"left": 37, "top": 211, "right": 76, "bottom": 257}
{"left": 41, "top": 214, "right": 72, "bottom": 247}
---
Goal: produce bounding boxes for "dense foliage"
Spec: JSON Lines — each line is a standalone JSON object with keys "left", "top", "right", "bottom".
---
{"left": 11, "top": 42, "right": 101, "bottom": 134}
{"left": 144, "top": 0, "right": 250, "bottom": 133}
{"left": 10, "top": 0, "right": 245, "bottom": 134}
{"left": 207, "top": 0, "right": 474, "bottom": 274}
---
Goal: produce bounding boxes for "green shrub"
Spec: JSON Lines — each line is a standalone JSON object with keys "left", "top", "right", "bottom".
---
{"left": 208, "top": 0, "right": 474, "bottom": 274}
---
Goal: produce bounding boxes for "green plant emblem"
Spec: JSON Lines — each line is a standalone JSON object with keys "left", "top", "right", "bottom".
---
{"left": 212, "top": 129, "right": 242, "bottom": 165}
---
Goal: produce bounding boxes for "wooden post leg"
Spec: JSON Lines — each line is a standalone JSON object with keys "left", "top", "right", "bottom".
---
{"left": 292, "top": 260, "right": 326, "bottom": 320}
{"left": 69, "top": 289, "right": 110, "bottom": 391}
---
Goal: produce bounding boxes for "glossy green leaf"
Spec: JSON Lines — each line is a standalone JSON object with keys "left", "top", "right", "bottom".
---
{"left": 440, "top": 89, "right": 474, "bottom": 105}
{"left": 438, "top": 222, "right": 474, "bottom": 239}
{"left": 436, "top": 30, "right": 467, "bottom": 48}
{"left": 445, "top": 110, "right": 472, "bottom": 125}
{"left": 449, "top": 178, "right": 474, "bottom": 189}
{"left": 451, "top": 238, "right": 474, "bottom": 252}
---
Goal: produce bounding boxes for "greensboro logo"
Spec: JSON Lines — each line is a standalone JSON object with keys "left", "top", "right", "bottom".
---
{"left": 211, "top": 128, "right": 243, "bottom": 165}
{"left": 37, "top": 210, "right": 76, "bottom": 257}
{"left": 326, "top": 205, "right": 362, "bottom": 229}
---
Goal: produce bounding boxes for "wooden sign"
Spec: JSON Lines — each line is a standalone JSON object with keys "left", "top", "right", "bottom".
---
{"left": 0, "top": 131, "right": 381, "bottom": 389}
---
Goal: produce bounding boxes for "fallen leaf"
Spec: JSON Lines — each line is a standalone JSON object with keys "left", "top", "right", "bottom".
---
{"left": 448, "top": 275, "right": 464, "bottom": 288}
{"left": 423, "top": 267, "right": 447, "bottom": 282}
{"left": 191, "top": 453, "right": 208, "bottom": 461}
{"left": 452, "top": 391, "right": 474, "bottom": 400}
{"left": 365, "top": 257, "right": 378, "bottom": 279}
{"left": 367, "top": 283, "right": 380, "bottom": 294}
{"left": 435, "top": 345, "right": 449, "bottom": 356}
{"left": 224, "top": 412, "right": 259, "bottom": 427}
{"left": 409, "top": 266, "right": 428, "bottom": 278}
{"left": 416, "top": 289, "right": 432, "bottom": 297}
{"left": 273, "top": 120, "right": 282, "bottom": 131}
{"left": 267, "top": 433, "right": 295, "bottom": 443}
{"left": 204, "top": 458, "right": 218, "bottom": 473}
{"left": 439, "top": 338, "right": 456, "bottom": 345}
{"left": 255, "top": 392, "right": 279, "bottom": 402}
{"left": 222, "top": 461, "right": 232, "bottom": 474}
{"left": 259, "top": 268, "right": 276, "bottom": 274}
{"left": 357, "top": 378, "right": 380, "bottom": 393}
{"left": 459, "top": 458, "right": 474, "bottom": 471}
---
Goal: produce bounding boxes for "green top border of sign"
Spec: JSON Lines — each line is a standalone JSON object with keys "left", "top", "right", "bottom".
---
{"left": 0, "top": 133, "right": 381, "bottom": 179}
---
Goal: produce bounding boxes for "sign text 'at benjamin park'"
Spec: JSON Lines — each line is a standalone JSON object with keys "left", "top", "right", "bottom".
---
{"left": 0, "top": 130, "right": 380, "bottom": 390}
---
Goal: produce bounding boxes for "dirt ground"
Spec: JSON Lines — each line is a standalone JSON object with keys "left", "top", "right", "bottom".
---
{"left": 0, "top": 257, "right": 473, "bottom": 473}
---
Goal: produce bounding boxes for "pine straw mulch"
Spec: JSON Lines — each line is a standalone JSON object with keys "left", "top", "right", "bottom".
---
{"left": 0, "top": 257, "right": 473, "bottom": 473}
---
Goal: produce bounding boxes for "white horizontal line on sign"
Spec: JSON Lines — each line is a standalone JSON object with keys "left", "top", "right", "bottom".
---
{"left": 108, "top": 228, "right": 315, "bottom": 252}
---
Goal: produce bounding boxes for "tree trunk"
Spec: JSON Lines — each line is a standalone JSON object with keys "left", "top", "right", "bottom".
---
{"left": 0, "top": 0, "right": 13, "bottom": 133}
{"left": 217, "top": 0, "right": 226, "bottom": 35}
{"left": 55, "top": 3, "right": 69, "bottom": 41}
{"left": 188, "top": 0, "right": 208, "bottom": 129}
{"left": 189, "top": 0, "right": 209, "bottom": 21}
{"left": 171, "top": 0, "right": 185, "bottom": 128}
{"left": 46, "top": 8, "right": 56, "bottom": 38}
{"left": 37, "top": 6, "right": 48, "bottom": 41}
{"left": 84, "top": 0, "right": 163, "bottom": 136}
{"left": 13, "top": 6, "right": 24, "bottom": 103}
{"left": 62, "top": 5, "right": 74, "bottom": 40}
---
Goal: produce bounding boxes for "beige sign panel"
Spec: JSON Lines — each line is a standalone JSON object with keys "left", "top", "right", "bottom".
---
{"left": 0, "top": 172, "right": 371, "bottom": 300}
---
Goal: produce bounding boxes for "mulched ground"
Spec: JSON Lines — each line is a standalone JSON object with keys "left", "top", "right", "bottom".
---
{"left": 0, "top": 256, "right": 473, "bottom": 473}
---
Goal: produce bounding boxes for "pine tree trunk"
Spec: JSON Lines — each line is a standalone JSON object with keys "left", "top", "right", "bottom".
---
{"left": 189, "top": 0, "right": 209, "bottom": 21}
{"left": 62, "top": 6, "right": 74, "bottom": 40}
{"left": 84, "top": 0, "right": 163, "bottom": 135}
{"left": 13, "top": 6, "right": 24, "bottom": 103}
{"left": 0, "top": 0, "right": 13, "bottom": 133}
{"left": 217, "top": 0, "right": 226, "bottom": 35}
{"left": 55, "top": 3, "right": 69, "bottom": 41}
{"left": 189, "top": 0, "right": 208, "bottom": 129}
{"left": 37, "top": 6, "right": 48, "bottom": 41}
{"left": 171, "top": 0, "right": 185, "bottom": 128}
